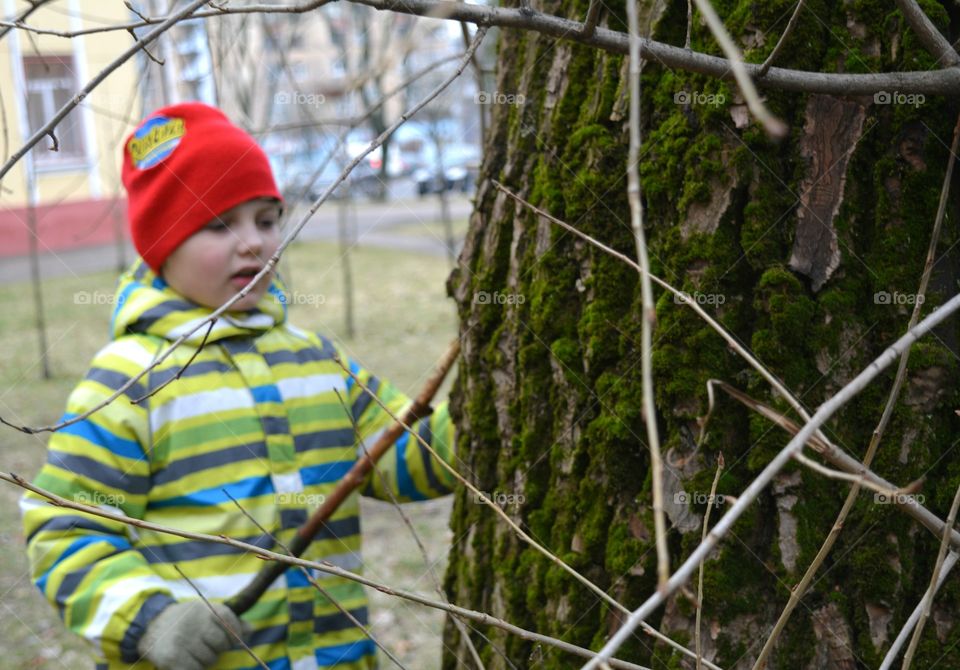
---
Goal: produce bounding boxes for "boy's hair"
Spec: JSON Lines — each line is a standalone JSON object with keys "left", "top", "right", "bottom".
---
{"left": 121, "top": 102, "right": 282, "bottom": 272}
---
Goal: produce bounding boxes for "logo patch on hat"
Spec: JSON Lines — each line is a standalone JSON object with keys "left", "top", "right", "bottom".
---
{"left": 128, "top": 115, "right": 185, "bottom": 169}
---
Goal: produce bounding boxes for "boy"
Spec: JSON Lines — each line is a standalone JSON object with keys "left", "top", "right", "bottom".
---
{"left": 20, "top": 103, "right": 458, "bottom": 670}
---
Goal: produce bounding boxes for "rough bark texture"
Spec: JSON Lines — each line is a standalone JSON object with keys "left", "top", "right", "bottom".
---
{"left": 443, "top": 1, "right": 960, "bottom": 668}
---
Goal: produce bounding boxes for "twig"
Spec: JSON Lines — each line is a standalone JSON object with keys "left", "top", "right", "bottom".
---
{"left": 461, "top": 22, "right": 487, "bottom": 142}
{"left": 0, "top": 0, "right": 332, "bottom": 37}
{"left": 696, "top": 454, "right": 724, "bottom": 670}
{"left": 702, "top": 380, "right": 916, "bottom": 499}
{"left": 0, "top": 0, "right": 222, "bottom": 182}
{"left": 626, "top": 0, "right": 669, "bottom": 591}
{"left": 0, "top": 0, "right": 53, "bottom": 40}
{"left": 357, "top": 0, "right": 960, "bottom": 96}
{"left": 330, "top": 355, "right": 723, "bottom": 670}
{"left": 2, "top": 0, "right": 960, "bottom": 96}
{"left": 129, "top": 321, "right": 214, "bottom": 404}
{"left": 123, "top": 0, "right": 149, "bottom": 22}
{"left": 690, "top": 0, "right": 786, "bottom": 137}
{"left": 790, "top": 451, "right": 914, "bottom": 499}
{"left": 3, "top": 471, "right": 649, "bottom": 670}
{"left": 580, "top": 291, "right": 960, "bottom": 669}
{"left": 491, "top": 181, "right": 960, "bottom": 551}
{"left": 227, "top": 341, "right": 460, "bottom": 614}
{"left": 879, "top": 551, "right": 960, "bottom": 669}
{"left": 126, "top": 27, "right": 164, "bottom": 65}
{"left": 750, "top": 110, "right": 960, "bottom": 670}
{"left": 492, "top": 181, "right": 813, "bottom": 439}
{"left": 580, "top": 0, "right": 601, "bottom": 38}
{"left": 331, "top": 388, "right": 488, "bottom": 669}
{"left": 758, "top": 0, "right": 804, "bottom": 77}
{"left": 223, "top": 491, "right": 408, "bottom": 669}
{"left": 902, "top": 482, "right": 960, "bottom": 668}
{"left": 894, "top": 0, "right": 960, "bottom": 67}
{"left": 171, "top": 565, "right": 271, "bottom": 670}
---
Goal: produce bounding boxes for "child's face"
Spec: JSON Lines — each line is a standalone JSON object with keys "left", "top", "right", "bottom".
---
{"left": 161, "top": 198, "right": 282, "bottom": 312}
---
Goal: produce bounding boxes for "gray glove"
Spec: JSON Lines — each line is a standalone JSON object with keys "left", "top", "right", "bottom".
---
{"left": 136, "top": 600, "right": 248, "bottom": 670}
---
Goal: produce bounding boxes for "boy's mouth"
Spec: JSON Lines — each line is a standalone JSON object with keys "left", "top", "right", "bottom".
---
{"left": 230, "top": 267, "right": 264, "bottom": 287}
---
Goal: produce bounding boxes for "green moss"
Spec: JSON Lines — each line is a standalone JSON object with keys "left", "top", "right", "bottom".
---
{"left": 445, "top": 0, "right": 960, "bottom": 666}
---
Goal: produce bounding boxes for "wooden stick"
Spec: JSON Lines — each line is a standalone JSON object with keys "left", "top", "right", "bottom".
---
{"left": 226, "top": 339, "right": 460, "bottom": 614}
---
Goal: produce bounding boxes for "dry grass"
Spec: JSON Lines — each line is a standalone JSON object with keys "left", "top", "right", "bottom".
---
{"left": 0, "top": 238, "right": 457, "bottom": 669}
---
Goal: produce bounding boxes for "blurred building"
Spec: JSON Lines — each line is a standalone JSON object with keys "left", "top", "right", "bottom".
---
{"left": 0, "top": 0, "right": 141, "bottom": 259}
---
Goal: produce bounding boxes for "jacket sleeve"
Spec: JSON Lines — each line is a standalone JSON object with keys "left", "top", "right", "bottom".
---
{"left": 20, "top": 341, "right": 176, "bottom": 663}
{"left": 339, "top": 353, "right": 458, "bottom": 502}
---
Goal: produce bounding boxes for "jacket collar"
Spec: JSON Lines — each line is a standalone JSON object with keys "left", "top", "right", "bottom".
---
{"left": 110, "top": 258, "right": 288, "bottom": 345}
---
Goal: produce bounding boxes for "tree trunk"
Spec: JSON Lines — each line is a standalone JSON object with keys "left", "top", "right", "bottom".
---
{"left": 444, "top": 1, "right": 960, "bottom": 668}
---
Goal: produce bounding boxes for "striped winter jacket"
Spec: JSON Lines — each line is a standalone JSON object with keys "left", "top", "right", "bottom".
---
{"left": 20, "top": 260, "right": 457, "bottom": 670}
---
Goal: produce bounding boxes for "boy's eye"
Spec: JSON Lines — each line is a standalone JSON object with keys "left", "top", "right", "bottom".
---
{"left": 205, "top": 220, "right": 230, "bottom": 232}
{"left": 257, "top": 218, "right": 278, "bottom": 230}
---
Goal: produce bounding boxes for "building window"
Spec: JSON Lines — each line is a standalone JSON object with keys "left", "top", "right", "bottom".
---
{"left": 22, "top": 55, "right": 86, "bottom": 167}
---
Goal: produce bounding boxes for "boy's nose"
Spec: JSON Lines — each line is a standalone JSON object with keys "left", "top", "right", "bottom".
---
{"left": 237, "top": 221, "right": 264, "bottom": 255}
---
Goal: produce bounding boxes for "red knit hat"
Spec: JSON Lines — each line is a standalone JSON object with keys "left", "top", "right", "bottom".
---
{"left": 121, "top": 102, "right": 282, "bottom": 272}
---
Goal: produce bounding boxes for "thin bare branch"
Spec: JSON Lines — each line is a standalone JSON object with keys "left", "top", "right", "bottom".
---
{"left": 331, "top": 355, "right": 723, "bottom": 670}
{"left": 690, "top": 0, "right": 786, "bottom": 137}
{"left": 0, "top": 1, "right": 331, "bottom": 37}
{"left": 790, "top": 451, "right": 914, "bottom": 499}
{"left": 696, "top": 454, "right": 724, "bottom": 670}
{"left": 894, "top": 0, "right": 959, "bottom": 67}
{"left": 223, "top": 491, "right": 408, "bottom": 670}
{"left": 332, "top": 388, "right": 487, "bottom": 669}
{"left": 461, "top": 22, "right": 488, "bottom": 141}
{"left": 627, "top": 0, "right": 669, "bottom": 591}
{"left": 0, "top": 0, "right": 54, "bottom": 40}
{"left": 758, "top": 0, "right": 804, "bottom": 77}
{"left": 902, "top": 482, "right": 960, "bottom": 668}
{"left": 580, "top": 0, "right": 601, "bottom": 39}
{"left": 702, "top": 380, "right": 916, "bottom": 499}
{"left": 171, "top": 565, "right": 271, "bottom": 670}
{"left": 349, "top": 0, "right": 960, "bottom": 96}
{"left": 750, "top": 110, "right": 960, "bottom": 670}
{"left": 0, "top": 473, "right": 648, "bottom": 670}
{"left": 0, "top": 0, "right": 221, "bottom": 183}
{"left": 126, "top": 27, "right": 164, "bottom": 65}
{"left": 1, "top": 0, "right": 957, "bottom": 98}
{"left": 879, "top": 551, "right": 960, "bottom": 670}
{"left": 581, "top": 291, "right": 960, "bottom": 669}
{"left": 129, "top": 321, "right": 214, "bottom": 405}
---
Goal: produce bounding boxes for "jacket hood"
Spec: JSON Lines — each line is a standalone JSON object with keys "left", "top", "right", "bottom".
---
{"left": 110, "top": 258, "right": 288, "bottom": 345}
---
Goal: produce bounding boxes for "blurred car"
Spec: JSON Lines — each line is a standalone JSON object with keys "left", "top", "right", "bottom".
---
{"left": 413, "top": 143, "right": 480, "bottom": 196}
{"left": 275, "top": 151, "right": 382, "bottom": 202}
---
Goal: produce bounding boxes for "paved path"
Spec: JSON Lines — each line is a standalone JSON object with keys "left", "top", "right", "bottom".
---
{"left": 0, "top": 196, "right": 471, "bottom": 285}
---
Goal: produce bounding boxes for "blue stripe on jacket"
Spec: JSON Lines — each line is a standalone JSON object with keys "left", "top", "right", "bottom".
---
{"left": 395, "top": 432, "right": 427, "bottom": 501}
{"left": 36, "top": 535, "right": 130, "bottom": 593}
{"left": 300, "top": 461, "right": 354, "bottom": 486}
{"left": 148, "top": 475, "right": 273, "bottom": 508}
{"left": 59, "top": 413, "right": 144, "bottom": 461}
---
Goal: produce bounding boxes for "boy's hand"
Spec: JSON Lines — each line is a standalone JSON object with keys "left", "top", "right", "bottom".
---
{"left": 136, "top": 600, "right": 249, "bottom": 670}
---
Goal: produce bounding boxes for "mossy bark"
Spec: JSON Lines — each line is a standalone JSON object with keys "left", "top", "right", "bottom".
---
{"left": 443, "top": 1, "right": 960, "bottom": 668}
